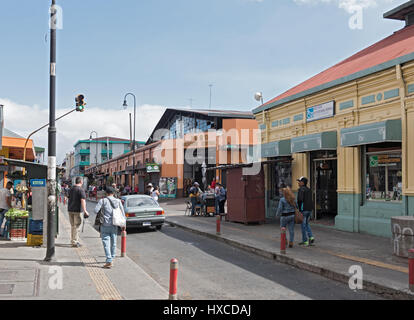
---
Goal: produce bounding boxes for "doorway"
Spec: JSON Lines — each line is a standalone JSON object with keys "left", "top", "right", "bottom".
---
{"left": 310, "top": 151, "right": 337, "bottom": 224}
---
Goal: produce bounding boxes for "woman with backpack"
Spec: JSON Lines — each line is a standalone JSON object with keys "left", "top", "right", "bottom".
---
{"left": 276, "top": 187, "right": 297, "bottom": 248}
{"left": 94, "top": 187, "right": 126, "bottom": 269}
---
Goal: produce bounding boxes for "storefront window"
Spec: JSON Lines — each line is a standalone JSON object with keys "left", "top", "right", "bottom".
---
{"left": 366, "top": 148, "right": 402, "bottom": 202}
{"left": 270, "top": 159, "right": 292, "bottom": 199}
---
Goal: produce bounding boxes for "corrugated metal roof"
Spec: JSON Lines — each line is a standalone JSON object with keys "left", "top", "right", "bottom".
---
{"left": 3, "top": 128, "right": 24, "bottom": 138}
{"left": 254, "top": 24, "right": 414, "bottom": 114}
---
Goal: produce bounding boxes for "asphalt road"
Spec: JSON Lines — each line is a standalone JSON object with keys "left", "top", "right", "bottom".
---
{"left": 85, "top": 200, "right": 383, "bottom": 300}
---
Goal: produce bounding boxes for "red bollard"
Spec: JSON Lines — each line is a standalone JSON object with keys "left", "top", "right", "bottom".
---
{"left": 409, "top": 249, "right": 414, "bottom": 292}
{"left": 280, "top": 227, "right": 287, "bottom": 254}
{"left": 216, "top": 214, "right": 221, "bottom": 235}
{"left": 169, "top": 258, "right": 178, "bottom": 300}
{"left": 63, "top": 197, "right": 66, "bottom": 205}
{"left": 121, "top": 230, "right": 127, "bottom": 257}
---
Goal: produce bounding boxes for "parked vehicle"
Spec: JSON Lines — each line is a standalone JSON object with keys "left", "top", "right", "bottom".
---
{"left": 120, "top": 195, "right": 165, "bottom": 230}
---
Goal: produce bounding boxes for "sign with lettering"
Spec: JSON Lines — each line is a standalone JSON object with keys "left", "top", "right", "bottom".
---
{"left": 306, "top": 101, "right": 335, "bottom": 122}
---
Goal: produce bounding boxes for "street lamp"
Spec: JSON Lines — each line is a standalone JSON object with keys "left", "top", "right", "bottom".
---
{"left": 254, "top": 92, "right": 264, "bottom": 105}
{"left": 122, "top": 93, "right": 136, "bottom": 190}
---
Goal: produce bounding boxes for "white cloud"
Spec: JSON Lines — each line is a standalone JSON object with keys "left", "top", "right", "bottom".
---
{"left": 0, "top": 98, "right": 168, "bottom": 164}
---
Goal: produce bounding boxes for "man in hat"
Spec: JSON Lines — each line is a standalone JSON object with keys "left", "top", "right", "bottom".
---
{"left": 297, "top": 177, "right": 314, "bottom": 246}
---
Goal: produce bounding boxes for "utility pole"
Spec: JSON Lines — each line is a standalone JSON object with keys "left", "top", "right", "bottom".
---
{"left": 45, "top": 0, "right": 57, "bottom": 262}
{"left": 209, "top": 84, "right": 213, "bottom": 110}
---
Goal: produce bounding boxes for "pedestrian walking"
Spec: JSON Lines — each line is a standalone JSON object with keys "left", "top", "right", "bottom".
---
{"left": 297, "top": 177, "right": 315, "bottom": 246}
{"left": 94, "top": 187, "right": 126, "bottom": 269}
{"left": 0, "top": 181, "right": 13, "bottom": 238}
{"left": 151, "top": 186, "right": 160, "bottom": 202}
{"left": 67, "top": 177, "right": 89, "bottom": 247}
{"left": 216, "top": 183, "right": 226, "bottom": 215}
{"left": 276, "top": 187, "right": 296, "bottom": 248}
{"left": 111, "top": 183, "right": 120, "bottom": 198}
{"left": 145, "top": 183, "right": 154, "bottom": 196}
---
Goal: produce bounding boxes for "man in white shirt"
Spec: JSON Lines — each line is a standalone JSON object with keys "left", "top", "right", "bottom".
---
{"left": 0, "top": 182, "right": 13, "bottom": 238}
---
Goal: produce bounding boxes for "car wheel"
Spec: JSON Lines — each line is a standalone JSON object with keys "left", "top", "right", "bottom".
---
{"left": 156, "top": 225, "right": 162, "bottom": 230}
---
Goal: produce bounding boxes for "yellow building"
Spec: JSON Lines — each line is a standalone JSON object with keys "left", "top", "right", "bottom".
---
{"left": 253, "top": 2, "right": 414, "bottom": 237}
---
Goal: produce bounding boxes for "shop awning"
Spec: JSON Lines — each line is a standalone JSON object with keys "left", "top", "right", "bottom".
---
{"left": 261, "top": 139, "right": 291, "bottom": 158}
{"left": 291, "top": 131, "right": 337, "bottom": 153}
{"left": 340, "top": 119, "right": 402, "bottom": 147}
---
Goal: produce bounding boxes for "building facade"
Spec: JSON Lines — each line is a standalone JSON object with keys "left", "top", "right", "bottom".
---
{"left": 253, "top": 3, "right": 414, "bottom": 237}
{"left": 87, "top": 108, "right": 259, "bottom": 197}
{"left": 72, "top": 137, "right": 144, "bottom": 177}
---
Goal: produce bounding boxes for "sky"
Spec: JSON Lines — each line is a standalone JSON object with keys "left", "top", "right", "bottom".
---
{"left": 0, "top": 0, "right": 408, "bottom": 163}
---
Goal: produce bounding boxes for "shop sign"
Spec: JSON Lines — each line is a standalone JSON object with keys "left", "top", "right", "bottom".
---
{"left": 369, "top": 156, "right": 378, "bottom": 167}
{"left": 30, "top": 179, "right": 46, "bottom": 187}
{"left": 146, "top": 163, "right": 160, "bottom": 173}
{"left": 370, "top": 155, "right": 400, "bottom": 167}
{"left": 306, "top": 101, "right": 335, "bottom": 122}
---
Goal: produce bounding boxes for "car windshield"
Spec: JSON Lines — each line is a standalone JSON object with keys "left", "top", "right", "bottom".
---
{"left": 126, "top": 197, "right": 158, "bottom": 208}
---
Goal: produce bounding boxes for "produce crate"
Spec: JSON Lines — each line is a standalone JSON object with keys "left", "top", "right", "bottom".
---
{"left": 9, "top": 218, "right": 28, "bottom": 231}
{"left": 27, "top": 234, "right": 43, "bottom": 246}
{"left": 7, "top": 217, "right": 28, "bottom": 240}
{"left": 10, "top": 228, "right": 26, "bottom": 240}
{"left": 28, "top": 219, "right": 43, "bottom": 234}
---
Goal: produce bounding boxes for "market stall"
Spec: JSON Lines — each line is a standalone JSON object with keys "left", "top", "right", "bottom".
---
{"left": 0, "top": 158, "right": 55, "bottom": 245}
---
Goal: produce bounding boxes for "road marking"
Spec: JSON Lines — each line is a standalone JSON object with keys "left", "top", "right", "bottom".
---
{"left": 316, "top": 248, "right": 409, "bottom": 274}
{"left": 170, "top": 217, "right": 409, "bottom": 274}
{"left": 60, "top": 206, "right": 123, "bottom": 300}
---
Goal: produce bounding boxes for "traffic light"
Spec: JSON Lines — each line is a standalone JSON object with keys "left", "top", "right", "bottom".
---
{"left": 75, "top": 94, "right": 86, "bottom": 112}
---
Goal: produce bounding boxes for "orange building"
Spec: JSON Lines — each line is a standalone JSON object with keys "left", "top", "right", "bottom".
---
{"left": 88, "top": 108, "right": 259, "bottom": 197}
{"left": 0, "top": 128, "right": 36, "bottom": 186}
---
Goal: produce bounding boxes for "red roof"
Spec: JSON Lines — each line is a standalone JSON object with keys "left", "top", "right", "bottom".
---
{"left": 262, "top": 24, "right": 414, "bottom": 109}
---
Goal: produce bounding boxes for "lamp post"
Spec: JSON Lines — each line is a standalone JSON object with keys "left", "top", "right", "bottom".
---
{"left": 44, "top": 0, "right": 57, "bottom": 262}
{"left": 123, "top": 93, "right": 136, "bottom": 190}
{"left": 254, "top": 92, "right": 264, "bottom": 105}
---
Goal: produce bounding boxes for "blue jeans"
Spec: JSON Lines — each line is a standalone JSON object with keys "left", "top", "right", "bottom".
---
{"left": 191, "top": 197, "right": 197, "bottom": 216}
{"left": 280, "top": 214, "right": 295, "bottom": 243}
{"left": 0, "top": 209, "right": 8, "bottom": 237}
{"left": 101, "top": 225, "right": 118, "bottom": 263}
{"left": 301, "top": 211, "right": 313, "bottom": 242}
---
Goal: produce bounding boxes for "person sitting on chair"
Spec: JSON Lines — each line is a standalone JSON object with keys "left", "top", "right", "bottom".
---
{"left": 189, "top": 182, "right": 202, "bottom": 216}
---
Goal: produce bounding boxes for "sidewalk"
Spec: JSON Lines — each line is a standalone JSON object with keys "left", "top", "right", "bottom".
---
{"left": 0, "top": 203, "right": 167, "bottom": 300}
{"left": 161, "top": 198, "right": 414, "bottom": 300}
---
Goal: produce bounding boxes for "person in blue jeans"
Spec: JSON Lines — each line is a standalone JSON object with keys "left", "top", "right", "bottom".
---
{"left": 276, "top": 187, "right": 297, "bottom": 248}
{"left": 297, "top": 177, "right": 315, "bottom": 246}
{"left": 0, "top": 182, "right": 14, "bottom": 238}
{"left": 94, "top": 187, "right": 126, "bottom": 269}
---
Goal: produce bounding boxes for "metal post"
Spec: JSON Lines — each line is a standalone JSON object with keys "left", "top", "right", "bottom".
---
{"left": 216, "top": 214, "right": 221, "bottom": 235}
{"left": 123, "top": 93, "right": 136, "bottom": 191}
{"left": 44, "top": 0, "right": 57, "bottom": 262}
{"left": 169, "top": 259, "right": 178, "bottom": 300}
{"left": 409, "top": 249, "right": 414, "bottom": 292}
{"left": 121, "top": 230, "right": 127, "bottom": 257}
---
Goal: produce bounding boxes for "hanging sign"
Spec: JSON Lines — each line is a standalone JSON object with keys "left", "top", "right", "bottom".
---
{"left": 306, "top": 101, "right": 335, "bottom": 122}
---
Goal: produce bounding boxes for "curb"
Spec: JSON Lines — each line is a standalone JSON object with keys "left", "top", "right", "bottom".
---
{"left": 166, "top": 219, "right": 414, "bottom": 300}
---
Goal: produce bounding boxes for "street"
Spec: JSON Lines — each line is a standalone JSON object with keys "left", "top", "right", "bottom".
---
{"left": 86, "top": 200, "right": 382, "bottom": 300}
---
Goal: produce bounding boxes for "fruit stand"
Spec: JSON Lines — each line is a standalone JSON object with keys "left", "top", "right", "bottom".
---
{"left": 4, "top": 208, "right": 29, "bottom": 241}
